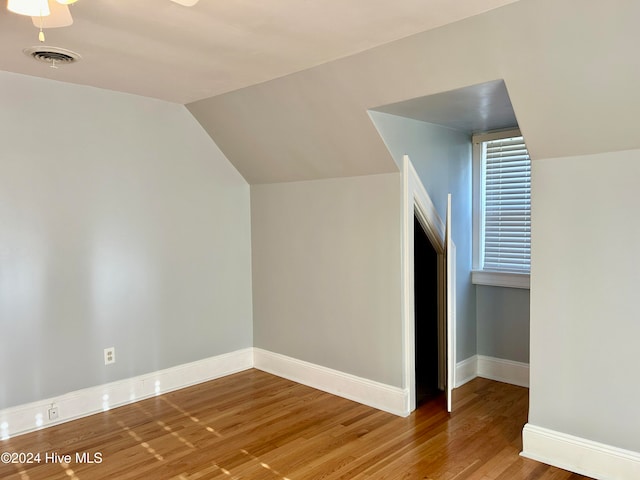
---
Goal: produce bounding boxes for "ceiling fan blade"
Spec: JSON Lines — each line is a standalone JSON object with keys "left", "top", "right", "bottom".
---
{"left": 169, "top": 0, "right": 200, "bottom": 6}
{"left": 31, "top": 1, "right": 73, "bottom": 28}
{"left": 8, "top": 0, "right": 50, "bottom": 16}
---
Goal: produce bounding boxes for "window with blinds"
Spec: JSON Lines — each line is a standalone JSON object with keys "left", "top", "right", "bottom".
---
{"left": 480, "top": 135, "right": 531, "bottom": 273}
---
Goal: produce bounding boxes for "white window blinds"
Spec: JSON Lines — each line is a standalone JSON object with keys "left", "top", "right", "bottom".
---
{"left": 481, "top": 136, "right": 531, "bottom": 273}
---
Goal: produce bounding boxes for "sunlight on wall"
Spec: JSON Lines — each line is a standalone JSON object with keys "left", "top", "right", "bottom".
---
{"left": 0, "top": 233, "right": 46, "bottom": 322}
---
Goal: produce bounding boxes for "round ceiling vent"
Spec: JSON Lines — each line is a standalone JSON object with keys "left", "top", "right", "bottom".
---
{"left": 23, "top": 46, "right": 81, "bottom": 67}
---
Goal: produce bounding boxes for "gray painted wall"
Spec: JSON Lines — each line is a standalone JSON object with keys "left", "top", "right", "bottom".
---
{"left": 476, "top": 286, "right": 529, "bottom": 363}
{"left": 530, "top": 149, "right": 640, "bottom": 453}
{"left": 0, "top": 71, "right": 253, "bottom": 409}
{"left": 368, "top": 112, "right": 476, "bottom": 362}
{"left": 251, "top": 174, "right": 403, "bottom": 387}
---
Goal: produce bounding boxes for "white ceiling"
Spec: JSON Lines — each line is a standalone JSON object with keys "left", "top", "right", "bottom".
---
{"left": 0, "top": 0, "right": 518, "bottom": 104}
{"left": 371, "top": 80, "right": 518, "bottom": 134}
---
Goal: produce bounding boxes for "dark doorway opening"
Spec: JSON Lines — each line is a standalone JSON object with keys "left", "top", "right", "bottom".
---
{"left": 414, "top": 215, "right": 441, "bottom": 406}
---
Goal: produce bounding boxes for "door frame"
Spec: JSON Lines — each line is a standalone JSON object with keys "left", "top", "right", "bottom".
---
{"left": 401, "top": 155, "right": 448, "bottom": 413}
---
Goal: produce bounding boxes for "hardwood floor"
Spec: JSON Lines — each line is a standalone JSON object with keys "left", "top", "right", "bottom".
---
{"left": 0, "top": 369, "right": 592, "bottom": 480}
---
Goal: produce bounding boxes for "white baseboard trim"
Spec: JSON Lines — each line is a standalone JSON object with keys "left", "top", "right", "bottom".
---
{"left": 522, "top": 423, "right": 640, "bottom": 480}
{"left": 253, "top": 348, "right": 410, "bottom": 417}
{"left": 455, "top": 355, "right": 478, "bottom": 387}
{"left": 0, "top": 348, "right": 529, "bottom": 440}
{"left": 477, "top": 355, "right": 529, "bottom": 388}
{"left": 0, "top": 348, "right": 254, "bottom": 439}
{"left": 454, "top": 355, "right": 529, "bottom": 388}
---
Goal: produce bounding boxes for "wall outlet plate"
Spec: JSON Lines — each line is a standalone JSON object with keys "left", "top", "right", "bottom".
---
{"left": 104, "top": 347, "right": 115, "bottom": 365}
{"left": 48, "top": 406, "right": 59, "bottom": 420}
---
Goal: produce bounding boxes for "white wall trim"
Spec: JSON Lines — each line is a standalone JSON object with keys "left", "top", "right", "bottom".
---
{"left": 522, "top": 423, "right": 640, "bottom": 480}
{"left": 455, "top": 355, "right": 478, "bottom": 387}
{"left": 454, "top": 355, "right": 529, "bottom": 388}
{"left": 0, "top": 348, "right": 254, "bottom": 439}
{"left": 471, "top": 270, "right": 530, "bottom": 289}
{"left": 477, "top": 355, "right": 529, "bottom": 388}
{"left": 0, "top": 348, "right": 530, "bottom": 441}
{"left": 401, "top": 154, "right": 447, "bottom": 414}
{"left": 253, "top": 348, "right": 410, "bottom": 417}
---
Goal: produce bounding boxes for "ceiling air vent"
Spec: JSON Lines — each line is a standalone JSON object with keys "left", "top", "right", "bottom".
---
{"left": 23, "top": 46, "right": 81, "bottom": 67}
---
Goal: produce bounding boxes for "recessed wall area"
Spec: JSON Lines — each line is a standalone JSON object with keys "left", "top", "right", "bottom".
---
{"left": 369, "top": 81, "right": 530, "bottom": 376}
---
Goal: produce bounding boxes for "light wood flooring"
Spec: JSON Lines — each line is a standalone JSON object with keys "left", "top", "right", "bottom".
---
{"left": 0, "top": 369, "right": 592, "bottom": 479}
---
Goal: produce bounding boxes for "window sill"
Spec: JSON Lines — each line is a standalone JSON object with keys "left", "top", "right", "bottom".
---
{"left": 472, "top": 270, "right": 530, "bottom": 289}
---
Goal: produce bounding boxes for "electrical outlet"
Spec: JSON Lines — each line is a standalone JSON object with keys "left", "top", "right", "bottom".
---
{"left": 48, "top": 406, "right": 59, "bottom": 421}
{"left": 104, "top": 347, "right": 115, "bottom": 365}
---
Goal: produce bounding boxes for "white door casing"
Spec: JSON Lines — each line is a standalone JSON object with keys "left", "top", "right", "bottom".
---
{"left": 401, "top": 155, "right": 455, "bottom": 413}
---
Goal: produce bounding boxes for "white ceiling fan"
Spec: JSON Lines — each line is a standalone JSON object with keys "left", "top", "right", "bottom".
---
{"left": 7, "top": 0, "right": 200, "bottom": 43}
{"left": 6, "top": 0, "right": 76, "bottom": 42}
{"left": 169, "top": 0, "right": 200, "bottom": 6}
{"left": 30, "top": 1, "right": 74, "bottom": 29}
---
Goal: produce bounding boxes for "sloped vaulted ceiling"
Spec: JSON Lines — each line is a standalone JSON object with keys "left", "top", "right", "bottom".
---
{"left": 0, "top": 0, "right": 518, "bottom": 104}
{"left": 188, "top": 0, "right": 640, "bottom": 184}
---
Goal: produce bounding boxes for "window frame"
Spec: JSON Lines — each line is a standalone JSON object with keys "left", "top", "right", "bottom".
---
{"left": 472, "top": 128, "right": 530, "bottom": 289}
